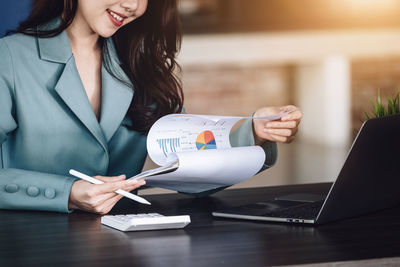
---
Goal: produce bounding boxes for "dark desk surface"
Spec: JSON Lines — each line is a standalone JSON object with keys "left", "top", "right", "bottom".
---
{"left": 1, "top": 183, "right": 400, "bottom": 267}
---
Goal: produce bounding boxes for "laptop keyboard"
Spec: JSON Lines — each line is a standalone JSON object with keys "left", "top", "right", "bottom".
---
{"left": 264, "top": 200, "right": 324, "bottom": 220}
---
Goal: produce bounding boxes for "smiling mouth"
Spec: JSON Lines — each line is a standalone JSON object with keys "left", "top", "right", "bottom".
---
{"left": 106, "top": 9, "right": 126, "bottom": 26}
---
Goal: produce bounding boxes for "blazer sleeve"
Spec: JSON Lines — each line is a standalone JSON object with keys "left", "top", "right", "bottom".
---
{"left": 0, "top": 39, "right": 76, "bottom": 213}
{"left": 230, "top": 117, "right": 278, "bottom": 171}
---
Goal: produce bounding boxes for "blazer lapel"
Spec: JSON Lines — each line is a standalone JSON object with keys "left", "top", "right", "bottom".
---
{"left": 37, "top": 19, "right": 133, "bottom": 148}
{"left": 54, "top": 57, "right": 108, "bottom": 151}
{"left": 100, "top": 64, "right": 134, "bottom": 142}
{"left": 37, "top": 20, "right": 108, "bottom": 151}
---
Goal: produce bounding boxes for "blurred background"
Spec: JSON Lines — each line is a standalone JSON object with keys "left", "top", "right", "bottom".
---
{"left": 172, "top": 0, "right": 400, "bottom": 195}
{"left": 2, "top": 0, "right": 400, "bottom": 194}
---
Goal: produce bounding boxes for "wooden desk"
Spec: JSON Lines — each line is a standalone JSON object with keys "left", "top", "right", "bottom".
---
{"left": 1, "top": 183, "right": 400, "bottom": 266}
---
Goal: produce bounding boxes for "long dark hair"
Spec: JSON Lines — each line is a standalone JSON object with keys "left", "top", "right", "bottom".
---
{"left": 11, "top": 0, "right": 183, "bottom": 133}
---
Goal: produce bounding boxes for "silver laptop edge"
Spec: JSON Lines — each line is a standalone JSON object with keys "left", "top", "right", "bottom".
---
{"left": 211, "top": 212, "right": 316, "bottom": 224}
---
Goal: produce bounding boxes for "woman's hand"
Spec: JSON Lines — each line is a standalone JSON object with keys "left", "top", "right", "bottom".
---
{"left": 253, "top": 105, "right": 302, "bottom": 146}
{"left": 68, "top": 175, "right": 145, "bottom": 215}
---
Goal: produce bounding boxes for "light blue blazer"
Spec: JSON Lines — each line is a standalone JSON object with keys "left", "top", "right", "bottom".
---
{"left": 0, "top": 21, "right": 277, "bottom": 213}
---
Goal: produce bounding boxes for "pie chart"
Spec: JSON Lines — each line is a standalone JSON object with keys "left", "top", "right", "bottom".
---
{"left": 196, "top": 130, "right": 217, "bottom": 150}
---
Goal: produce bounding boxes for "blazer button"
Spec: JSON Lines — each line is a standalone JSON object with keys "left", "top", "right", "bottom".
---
{"left": 5, "top": 184, "right": 19, "bottom": 193}
{"left": 26, "top": 186, "right": 40, "bottom": 197}
{"left": 44, "top": 188, "right": 56, "bottom": 199}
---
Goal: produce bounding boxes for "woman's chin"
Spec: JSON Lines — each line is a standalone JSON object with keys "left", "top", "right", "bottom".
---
{"left": 95, "top": 24, "right": 119, "bottom": 38}
{"left": 98, "top": 30, "right": 117, "bottom": 38}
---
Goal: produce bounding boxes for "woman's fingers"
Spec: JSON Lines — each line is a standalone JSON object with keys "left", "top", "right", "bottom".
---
{"left": 279, "top": 105, "right": 297, "bottom": 111}
{"left": 282, "top": 109, "right": 302, "bottom": 122}
{"left": 93, "top": 180, "right": 146, "bottom": 214}
{"left": 264, "top": 127, "right": 298, "bottom": 137}
{"left": 253, "top": 105, "right": 302, "bottom": 145}
{"left": 94, "top": 174, "right": 126, "bottom": 183}
{"left": 100, "top": 195, "right": 125, "bottom": 215}
{"left": 269, "top": 133, "right": 296, "bottom": 143}
{"left": 83, "top": 180, "right": 145, "bottom": 213}
{"left": 265, "top": 121, "right": 297, "bottom": 129}
{"left": 94, "top": 194, "right": 124, "bottom": 215}
{"left": 69, "top": 175, "right": 146, "bottom": 214}
{"left": 96, "top": 178, "right": 145, "bottom": 194}
{"left": 96, "top": 180, "right": 146, "bottom": 203}
{"left": 89, "top": 175, "right": 128, "bottom": 199}
{"left": 84, "top": 178, "right": 145, "bottom": 202}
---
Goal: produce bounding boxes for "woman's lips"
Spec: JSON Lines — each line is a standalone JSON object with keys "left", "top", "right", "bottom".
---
{"left": 106, "top": 9, "right": 125, "bottom": 27}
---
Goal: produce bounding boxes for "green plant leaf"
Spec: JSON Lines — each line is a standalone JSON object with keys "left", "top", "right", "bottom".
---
{"left": 363, "top": 89, "right": 400, "bottom": 120}
{"left": 377, "top": 88, "right": 382, "bottom": 106}
{"left": 395, "top": 92, "right": 400, "bottom": 113}
{"left": 363, "top": 110, "right": 371, "bottom": 120}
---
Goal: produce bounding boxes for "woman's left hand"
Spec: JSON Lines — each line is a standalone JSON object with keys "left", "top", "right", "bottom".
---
{"left": 253, "top": 105, "right": 302, "bottom": 146}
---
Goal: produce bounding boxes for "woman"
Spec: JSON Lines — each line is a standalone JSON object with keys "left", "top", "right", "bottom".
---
{"left": 0, "top": 0, "right": 302, "bottom": 214}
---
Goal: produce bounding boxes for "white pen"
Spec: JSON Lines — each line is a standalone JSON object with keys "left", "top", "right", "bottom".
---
{"left": 69, "top": 169, "right": 151, "bottom": 205}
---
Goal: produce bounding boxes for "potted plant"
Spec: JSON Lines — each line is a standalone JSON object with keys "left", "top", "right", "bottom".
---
{"left": 364, "top": 89, "right": 400, "bottom": 120}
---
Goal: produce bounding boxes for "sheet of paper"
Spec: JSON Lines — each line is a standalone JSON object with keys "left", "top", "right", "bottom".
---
{"left": 146, "top": 111, "right": 292, "bottom": 166}
{"left": 146, "top": 146, "right": 266, "bottom": 193}
{"left": 147, "top": 114, "right": 239, "bottom": 166}
{"left": 143, "top": 112, "right": 291, "bottom": 193}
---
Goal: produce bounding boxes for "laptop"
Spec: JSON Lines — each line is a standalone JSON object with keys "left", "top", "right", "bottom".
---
{"left": 212, "top": 114, "right": 400, "bottom": 225}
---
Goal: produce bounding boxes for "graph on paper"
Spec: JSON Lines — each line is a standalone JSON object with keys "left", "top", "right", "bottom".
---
{"left": 196, "top": 130, "right": 217, "bottom": 150}
{"left": 147, "top": 112, "right": 292, "bottom": 166}
{"left": 157, "top": 138, "right": 181, "bottom": 157}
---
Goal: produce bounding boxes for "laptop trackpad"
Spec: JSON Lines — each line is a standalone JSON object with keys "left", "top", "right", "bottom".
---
{"left": 214, "top": 194, "right": 326, "bottom": 217}
{"left": 221, "top": 200, "right": 306, "bottom": 217}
